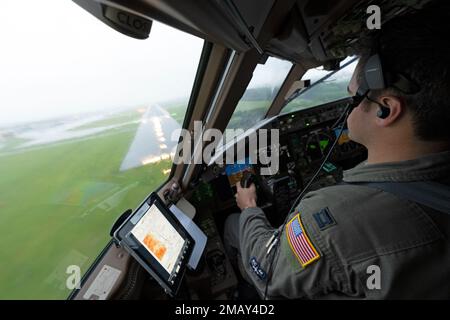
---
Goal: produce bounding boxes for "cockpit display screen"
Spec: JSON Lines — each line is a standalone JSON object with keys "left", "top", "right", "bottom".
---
{"left": 334, "top": 128, "right": 351, "bottom": 145}
{"left": 225, "top": 157, "right": 254, "bottom": 187}
{"left": 131, "top": 203, "right": 185, "bottom": 275}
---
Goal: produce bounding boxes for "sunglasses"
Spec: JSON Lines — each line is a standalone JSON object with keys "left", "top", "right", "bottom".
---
{"left": 347, "top": 86, "right": 369, "bottom": 112}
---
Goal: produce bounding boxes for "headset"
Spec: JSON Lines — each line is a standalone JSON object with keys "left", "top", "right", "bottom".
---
{"left": 350, "top": 53, "right": 421, "bottom": 118}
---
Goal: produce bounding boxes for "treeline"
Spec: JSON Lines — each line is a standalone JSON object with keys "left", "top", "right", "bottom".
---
{"left": 241, "top": 87, "right": 280, "bottom": 101}
{"left": 241, "top": 80, "right": 348, "bottom": 102}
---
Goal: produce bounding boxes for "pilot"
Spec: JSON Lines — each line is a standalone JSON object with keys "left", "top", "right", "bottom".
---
{"left": 224, "top": 2, "right": 450, "bottom": 299}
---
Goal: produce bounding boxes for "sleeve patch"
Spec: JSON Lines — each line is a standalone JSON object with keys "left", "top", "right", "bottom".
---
{"left": 249, "top": 257, "right": 267, "bottom": 281}
{"left": 286, "top": 213, "right": 320, "bottom": 268}
{"left": 313, "top": 207, "right": 337, "bottom": 231}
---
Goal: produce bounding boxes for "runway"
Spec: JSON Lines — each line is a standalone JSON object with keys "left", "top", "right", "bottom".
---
{"left": 119, "top": 104, "right": 181, "bottom": 171}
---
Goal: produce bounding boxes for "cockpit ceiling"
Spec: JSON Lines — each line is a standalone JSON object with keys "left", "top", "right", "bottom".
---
{"left": 96, "top": 0, "right": 434, "bottom": 65}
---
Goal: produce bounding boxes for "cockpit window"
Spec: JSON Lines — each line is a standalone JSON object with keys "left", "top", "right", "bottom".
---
{"left": 0, "top": 0, "right": 203, "bottom": 299}
{"left": 281, "top": 58, "right": 358, "bottom": 114}
{"left": 225, "top": 57, "right": 292, "bottom": 139}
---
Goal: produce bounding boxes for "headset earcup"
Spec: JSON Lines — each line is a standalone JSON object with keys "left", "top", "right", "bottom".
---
{"left": 365, "top": 54, "right": 386, "bottom": 90}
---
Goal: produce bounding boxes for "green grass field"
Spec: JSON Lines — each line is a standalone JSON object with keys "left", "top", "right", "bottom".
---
{"left": 0, "top": 121, "right": 172, "bottom": 299}
{"left": 166, "top": 103, "right": 188, "bottom": 125}
{"left": 226, "top": 100, "right": 270, "bottom": 131}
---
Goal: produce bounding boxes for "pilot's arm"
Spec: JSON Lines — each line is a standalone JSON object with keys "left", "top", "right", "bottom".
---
{"left": 236, "top": 184, "right": 363, "bottom": 299}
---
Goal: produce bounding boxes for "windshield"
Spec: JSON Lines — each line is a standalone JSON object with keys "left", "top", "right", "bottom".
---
{"left": 225, "top": 57, "right": 292, "bottom": 139}
{"left": 0, "top": 0, "right": 203, "bottom": 299}
{"left": 282, "top": 58, "right": 358, "bottom": 114}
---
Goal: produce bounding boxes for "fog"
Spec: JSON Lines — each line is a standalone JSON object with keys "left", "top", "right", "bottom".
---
{"left": 0, "top": 0, "right": 203, "bottom": 126}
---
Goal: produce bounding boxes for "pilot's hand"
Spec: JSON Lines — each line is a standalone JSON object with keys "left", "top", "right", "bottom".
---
{"left": 235, "top": 182, "right": 257, "bottom": 211}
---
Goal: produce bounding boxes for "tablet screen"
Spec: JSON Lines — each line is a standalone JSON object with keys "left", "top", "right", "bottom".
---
{"left": 130, "top": 203, "right": 185, "bottom": 275}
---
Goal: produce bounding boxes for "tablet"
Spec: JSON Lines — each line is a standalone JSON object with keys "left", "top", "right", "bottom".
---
{"left": 113, "top": 193, "right": 195, "bottom": 297}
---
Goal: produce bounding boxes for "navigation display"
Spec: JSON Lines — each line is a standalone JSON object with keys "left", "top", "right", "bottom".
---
{"left": 225, "top": 157, "right": 254, "bottom": 187}
{"left": 131, "top": 204, "right": 185, "bottom": 274}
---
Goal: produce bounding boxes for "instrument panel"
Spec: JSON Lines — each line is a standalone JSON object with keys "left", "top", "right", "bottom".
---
{"left": 193, "top": 97, "right": 367, "bottom": 225}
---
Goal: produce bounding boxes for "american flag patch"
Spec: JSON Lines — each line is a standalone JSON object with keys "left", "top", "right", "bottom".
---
{"left": 286, "top": 213, "right": 320, "bottom": 267}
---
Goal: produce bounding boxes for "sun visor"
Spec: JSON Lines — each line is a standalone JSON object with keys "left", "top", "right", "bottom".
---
{"left": 73, "top": 0, "right": 254, "bottom": 52}
{"left": 73, "top": 0, "right": 152, "bottom": 39}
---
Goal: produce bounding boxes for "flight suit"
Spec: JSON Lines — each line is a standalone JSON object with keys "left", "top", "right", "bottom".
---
{"left": 225, "top": 150, "right": 450, "bottom": 299}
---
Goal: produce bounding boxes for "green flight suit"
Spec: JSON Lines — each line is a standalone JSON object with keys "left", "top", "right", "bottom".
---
{"left": 237, "top": 151, "right": 450, "bottom": 299}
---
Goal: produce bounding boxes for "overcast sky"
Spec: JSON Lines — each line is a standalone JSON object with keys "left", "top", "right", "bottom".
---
{"left": 0, "top": 0, "right": 355, "bottom": 127}
{"left": 0, "top": 0, "right": 205, "bottom": 126}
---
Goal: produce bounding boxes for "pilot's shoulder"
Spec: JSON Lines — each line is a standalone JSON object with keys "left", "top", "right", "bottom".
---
{"left": 297, "top": 183, "right": 381, "bottom": 219}
{"left": 296, "top": 184, "right": 442, "bottom": 266}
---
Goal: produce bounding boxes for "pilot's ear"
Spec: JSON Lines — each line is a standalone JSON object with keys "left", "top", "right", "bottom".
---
{"left": 376, "top": 95, "right": 404, "bottom": 126}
